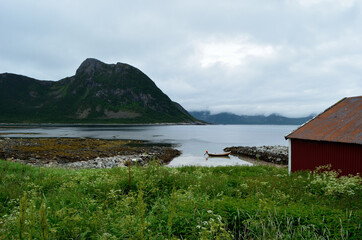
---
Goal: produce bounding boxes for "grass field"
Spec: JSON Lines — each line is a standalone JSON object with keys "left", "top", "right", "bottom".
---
{"left": 0, "top": 160, "right": 361, "bottom": 239}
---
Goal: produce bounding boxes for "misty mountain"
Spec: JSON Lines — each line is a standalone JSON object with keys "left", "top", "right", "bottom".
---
{"left": 190, "top": 111, "right": 314, "bottom": 125}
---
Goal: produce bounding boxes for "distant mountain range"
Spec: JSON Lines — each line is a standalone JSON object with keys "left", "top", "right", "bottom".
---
{"left": 0, "top": 58, "right": 198, "bottom": 124}
{"left": 190, "top": 111, "right": 314, "bottom": 125}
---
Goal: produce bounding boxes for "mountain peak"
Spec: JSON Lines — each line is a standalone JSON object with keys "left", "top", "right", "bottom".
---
{"left": 0, "top": 59, "right": 199, "bottom": 124}
{"left": 76, "top": 58, "right": 106, "bottom": 76}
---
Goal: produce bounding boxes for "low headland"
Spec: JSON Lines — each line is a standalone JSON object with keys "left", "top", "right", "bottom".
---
{"left": 0, "top": 138, "right": 180, "bottom": 168}
{"left": 225, "top": 145, "right": 288, "bottom": 165}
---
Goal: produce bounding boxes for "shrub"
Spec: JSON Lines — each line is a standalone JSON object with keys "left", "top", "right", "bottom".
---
{"left": 308, "top": 165, "right": 362, "bottom": 197}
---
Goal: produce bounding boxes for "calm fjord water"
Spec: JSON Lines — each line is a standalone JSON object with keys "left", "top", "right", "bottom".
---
{"left": 0, "top": 125, "right": 297, "bottom": 166}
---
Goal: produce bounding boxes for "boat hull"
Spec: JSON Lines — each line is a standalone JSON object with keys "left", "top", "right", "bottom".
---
{"left": 206, "top": 152, "right": 231, "bottom": 157}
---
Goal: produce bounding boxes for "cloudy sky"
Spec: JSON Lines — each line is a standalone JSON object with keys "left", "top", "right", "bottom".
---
{"left": 1, "top": 0, "right": 361, "bottom": 117}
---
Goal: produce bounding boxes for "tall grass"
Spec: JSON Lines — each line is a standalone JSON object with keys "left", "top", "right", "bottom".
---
{"left": 0, "top": 159, "right": 361, "bottom": 239}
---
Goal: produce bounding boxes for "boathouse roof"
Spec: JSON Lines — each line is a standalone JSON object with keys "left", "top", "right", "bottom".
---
{"left": 285, "top": 96, "right": 362, "bottom": 145}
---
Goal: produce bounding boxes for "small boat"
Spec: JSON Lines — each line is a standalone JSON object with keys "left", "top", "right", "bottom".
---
{"left": 205, "top": 150, "right": 231, "bottom": 157}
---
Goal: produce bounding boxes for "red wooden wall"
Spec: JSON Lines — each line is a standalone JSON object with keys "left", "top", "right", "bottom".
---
{"left": 291, "top": 139, "right": 362, "bottom": 175}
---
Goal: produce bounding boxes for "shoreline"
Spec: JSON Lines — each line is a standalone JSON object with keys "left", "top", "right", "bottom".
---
{"left": 0, "top": 121, "right": 207, "bottom": 127}
{"left": 1, "top": 137, "right": 288, "bottom": 169}
{"left": 0, "top": 137, "right": 180, "bottom": 168}
{"left": 236, "top": 155, "right": 287, "bottom": 168}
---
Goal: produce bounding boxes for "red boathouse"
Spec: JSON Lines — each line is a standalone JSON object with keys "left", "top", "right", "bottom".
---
{"left": 285, "top": 96, "right": 362, "bottom": 175}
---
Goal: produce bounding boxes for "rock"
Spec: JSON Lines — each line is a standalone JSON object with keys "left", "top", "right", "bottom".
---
{"left": 224, "top": 145, "right": 288, "bottom": 165}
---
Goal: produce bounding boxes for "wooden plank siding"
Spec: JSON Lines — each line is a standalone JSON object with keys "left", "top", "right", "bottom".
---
{"left": 291, "top": 139, "right": 362, "bottom": 175}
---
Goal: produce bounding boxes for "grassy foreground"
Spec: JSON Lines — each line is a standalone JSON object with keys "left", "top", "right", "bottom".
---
{"left": 0, "top": 160, "right": 361, "bottom": 239}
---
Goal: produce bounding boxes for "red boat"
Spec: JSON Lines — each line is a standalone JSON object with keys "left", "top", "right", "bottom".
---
{"left": 205, "top": 150, "right": 231, "bottom": 157}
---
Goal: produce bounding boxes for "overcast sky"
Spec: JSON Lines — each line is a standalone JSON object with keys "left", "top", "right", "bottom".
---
{"left": 1, "top": 0, "right": 361, "bottom": 117}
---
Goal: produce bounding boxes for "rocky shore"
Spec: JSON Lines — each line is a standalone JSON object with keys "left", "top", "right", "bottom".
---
{"left": 224, "top": 145, "right": 288, "bottom": 165}
{"left": 0, "top": 138, "right": 180, "bottom": 168}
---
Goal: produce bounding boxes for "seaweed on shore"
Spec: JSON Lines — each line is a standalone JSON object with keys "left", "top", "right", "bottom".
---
{"left": 0, "top": 138, "right": 180, "bottom": 165}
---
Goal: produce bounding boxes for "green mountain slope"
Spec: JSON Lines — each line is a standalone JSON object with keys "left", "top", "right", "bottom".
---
{"left": 0, "top": 58, "right": 197, "bottom": 124}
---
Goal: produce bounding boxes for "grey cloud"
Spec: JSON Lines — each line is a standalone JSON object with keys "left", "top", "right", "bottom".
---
{"left": 0, "top": 0, "right": 361, "bottom": 117}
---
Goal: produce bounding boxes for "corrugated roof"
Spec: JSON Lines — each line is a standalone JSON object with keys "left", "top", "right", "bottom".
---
{"left": 285, "top": 96, "right": 362, "bottom": 145}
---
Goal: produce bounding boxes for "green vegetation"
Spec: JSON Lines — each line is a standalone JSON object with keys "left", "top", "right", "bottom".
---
{"left": 0, "top": 160, "right": 361, "bottom": 239}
